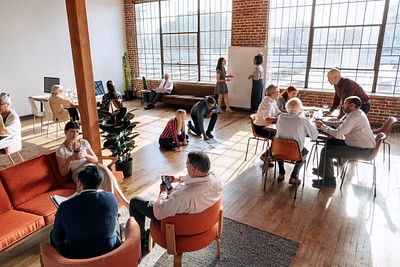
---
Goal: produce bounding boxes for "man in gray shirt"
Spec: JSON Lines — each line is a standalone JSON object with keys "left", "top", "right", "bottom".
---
{"left": 314, "top": 96, "right": 375, "bottom": 188}
{"left": 188, "top": 97, "right": 220, "bottom": 140}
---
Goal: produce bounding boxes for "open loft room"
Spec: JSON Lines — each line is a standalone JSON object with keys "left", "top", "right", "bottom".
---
{"left": 0, "top": 0, "right": 400, "bottom": 266}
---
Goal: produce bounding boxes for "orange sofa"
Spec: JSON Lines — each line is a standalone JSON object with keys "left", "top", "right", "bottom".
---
{"left": 161, "top": 82, "right": 216, "bottom": 107}
{"left": 0, "top": 152, "right": 123, "bottom": 251}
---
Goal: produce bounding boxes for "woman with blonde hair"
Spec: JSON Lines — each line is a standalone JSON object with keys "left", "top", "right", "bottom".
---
{"left": 48, "top": 85, "right": 80, "bottom": 121}
{"left": 276, "top": 86, "right": 299, "bottom": 112}
{"left": 159, "top": 109, "right": 188, "bottom": 152}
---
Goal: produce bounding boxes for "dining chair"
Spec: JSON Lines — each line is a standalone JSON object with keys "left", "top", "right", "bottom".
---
{"left": 372, "top": 116, "right": 397, "bottom": 171}
{"left": 339, "top": 132, "right": 386, "bottom": 198}
{"left": 0, "top": 138, "right": 24, "bottom": 166}
{"left": 264, "top": 137, "right": 307, "bottom": 200}
{"left": 245, "top": 114, "right": 270, "bottom": 161}
{"left": 28, "top": 97, "right": 45, "bottom": 134}
{"left": 149, "top": 198, "right": 223, "bottom": 267}
{"left": 42, "top": 100, "right": 67, "bottom": 139}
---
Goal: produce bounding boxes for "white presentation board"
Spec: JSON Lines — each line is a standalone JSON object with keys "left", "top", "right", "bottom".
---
{"left": 227, "top": 46, "right": 268, "bottom": 109}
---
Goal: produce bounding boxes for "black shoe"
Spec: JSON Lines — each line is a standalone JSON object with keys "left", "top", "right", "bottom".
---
{"left": 141, "top": 229, "right": 150, "bottom": 251}
{"left": 144, "top": 105, "right": 151, "bottom": 110}
{"left": 206, "top": 131, "right": 214, "bottom": 138}
{"left": 312, "top": 168, "right": 321, "bottom": 177}
{"left": 312, "top": 177, "right": 336, "bottom": 188}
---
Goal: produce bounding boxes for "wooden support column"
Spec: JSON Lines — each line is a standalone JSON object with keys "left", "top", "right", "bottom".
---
{"left": 65, "top": 0, "right": 101, "bottom": 156}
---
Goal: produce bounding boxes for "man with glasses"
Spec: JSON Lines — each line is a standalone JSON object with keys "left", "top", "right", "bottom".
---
{"left": 144, "top": 73, "right": 173, "bottom": 110}
{"left": 325, "top": 68, "right": 370, "bottom": 119}
{"left": 129, "top": 151, "right": 223, "bottom": 251}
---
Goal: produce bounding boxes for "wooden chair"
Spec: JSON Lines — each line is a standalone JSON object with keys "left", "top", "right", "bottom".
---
{"left": 149, "top": 198, "right": 223, "bottom": 267}
{"left": 340, "top": 132, "right": 386, "bottom": 198}
{"left": 40, "top": 217, "right": 141, "bottom": 267}
{"left": 372, "top": 116, "right": 397, "bottom": 171}
{"left": 28, "top": 97, "right": 44, "bottom": 133}
{"left": 245, "top": 114, "right": 270, "bottom": 161}
{"left": 264, "top": 137, "right": 307, "bottom": 200}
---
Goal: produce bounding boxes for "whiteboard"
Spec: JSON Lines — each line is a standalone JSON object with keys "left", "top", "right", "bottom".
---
{"left": 227, "top": 46, "right": 268, "bottom": 109}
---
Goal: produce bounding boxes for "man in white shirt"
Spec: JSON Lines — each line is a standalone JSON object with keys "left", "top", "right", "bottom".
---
{"left": 313, "top": 96, "right": 375, "bottom": 188}
{"left": 129, "top": 151, "right": 223, "bottom": 250}
{"left": 144, "top": 73, "right": 173, "bottom": 110}
{"left": 276, "top": 97, "right": 318, "bottom": 185}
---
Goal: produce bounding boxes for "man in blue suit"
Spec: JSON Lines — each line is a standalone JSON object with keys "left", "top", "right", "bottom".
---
{"left": 50, "top": 165, "right": 121, "bottom": 259}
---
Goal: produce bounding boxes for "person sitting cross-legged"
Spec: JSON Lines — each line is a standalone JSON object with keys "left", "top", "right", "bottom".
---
{"left": 144, "top": 73, "right": 173, "bottom": 110}
{"left": 275, "top": 97, "right": 318, "bottom": 185}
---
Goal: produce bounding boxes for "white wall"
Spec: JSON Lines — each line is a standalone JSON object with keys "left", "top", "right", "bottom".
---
{"left": 228, "top": 46, "right": 268, "bottom": 109}
{"left": 0, "top": 0, "right": 126, "bottom": 116}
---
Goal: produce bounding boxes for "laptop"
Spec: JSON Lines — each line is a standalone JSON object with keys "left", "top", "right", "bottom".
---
{"left": 155, "top": 87, "right": 165, "bottom": 93}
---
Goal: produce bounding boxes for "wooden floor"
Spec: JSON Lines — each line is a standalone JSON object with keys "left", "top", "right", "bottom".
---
{"left": 1, "top": 99, "right": 399, "bottom": 266}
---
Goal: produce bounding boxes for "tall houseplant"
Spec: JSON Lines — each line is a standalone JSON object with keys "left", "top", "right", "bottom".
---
{"left": 122, "top": 52, "right": 134, "bottom": 100}
{"left": 98, "top": 107, "right": 139, "bottom": 178}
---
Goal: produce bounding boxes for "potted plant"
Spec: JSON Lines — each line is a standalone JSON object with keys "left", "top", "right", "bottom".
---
{"left": 98, "top": 107, "right": 139, "bottom": 178}
{"left": 122, "top": 52, "right": 134, "bottom": 101}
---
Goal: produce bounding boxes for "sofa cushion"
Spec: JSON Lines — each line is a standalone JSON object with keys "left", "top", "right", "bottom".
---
{"left": 0, "top": 209, "right": 45, "bottom": 251}
{"left": 0, "top": 155, "right": 58, "bottom": 207}
{"left": 0, "top": 180, "right": 12, "bottom": 215}
{"left": 46, "top": 152, "right": 71, "bottom": 186}
{"left": 15, "top": 188, "right": 76, "bottom": 225}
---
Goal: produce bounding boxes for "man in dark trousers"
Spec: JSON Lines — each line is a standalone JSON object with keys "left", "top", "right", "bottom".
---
{"left": 325, "top": 68, "right": 370, "bottom": 119}
{"left": 50, "top": 165, "right": 121, "bottom": 259}
{"left": 187, "top": 96, "right": 220, "bottom": 140}
{"left": 144, "top": 73, "right": 173, "bottom": 110}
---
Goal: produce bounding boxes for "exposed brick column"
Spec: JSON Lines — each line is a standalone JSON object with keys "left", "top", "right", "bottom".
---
{"left": 231, "top": 0, "right": 269, "bottom": 47}
{"left": 123, "top": 0, "right": 138, "bottom": 88}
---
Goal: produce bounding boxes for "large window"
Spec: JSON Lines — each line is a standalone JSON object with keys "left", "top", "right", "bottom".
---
{"left": 135, "top": 0, "right": 232, "bottom": 82}
{"left": 268, "top": 0, "right": 400, "bottom": 94}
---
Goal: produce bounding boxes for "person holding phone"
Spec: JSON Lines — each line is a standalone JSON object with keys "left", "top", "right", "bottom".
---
{"left": 56, "top": 121, "right": 130, "bottom": 209}
{"left": 129, "top": 151, "right": 223, "bottom": 251}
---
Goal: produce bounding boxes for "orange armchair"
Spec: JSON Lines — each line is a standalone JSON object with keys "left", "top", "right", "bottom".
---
{"left": 40, "top": 217, "right": 141, "bottom": 267}
{"left": 149, "top": 198, "right": 223, "bottom": 267}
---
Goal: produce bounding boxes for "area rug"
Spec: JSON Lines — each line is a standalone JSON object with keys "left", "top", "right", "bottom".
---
{"left": 138, "top": 217, "right": 299, "bottom": 267}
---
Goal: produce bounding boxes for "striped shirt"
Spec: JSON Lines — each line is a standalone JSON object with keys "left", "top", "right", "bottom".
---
{"left": 160, "top": 118, "right": 186, "bottom": 147}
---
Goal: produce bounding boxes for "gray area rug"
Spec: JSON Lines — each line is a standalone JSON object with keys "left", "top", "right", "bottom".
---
{"left": 138, "top": 217, "right": 299, "bottom": 267}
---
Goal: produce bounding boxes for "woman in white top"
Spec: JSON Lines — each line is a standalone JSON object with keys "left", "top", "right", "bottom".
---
{"left": 248, "top": 53, "right": 264, "bottom": 111}
{"left": 253, "top": 84, "right": 281, "bottom": 139}
{"left": 56, "top": 121, "right": 129, "bottom": 208}
{"left": 0, "top": 93, "right": 22, "bottom": 154}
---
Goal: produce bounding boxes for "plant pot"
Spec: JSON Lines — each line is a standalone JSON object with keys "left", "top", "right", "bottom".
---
{"left": 115, "top": 157, "right": 133, "bottom": 178}
{"left": 125, "top": 90, "right": 134, "bottom": 101}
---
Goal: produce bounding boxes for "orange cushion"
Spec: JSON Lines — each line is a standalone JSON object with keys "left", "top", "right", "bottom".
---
{"left": 15, "top": 188, "right": 76, "bottom": 225}
{"left": 60, "top": 181, "right": 76, "bottom": 189}
{"left": 0, "top": 209, "right": 45, "bottom": 251}
{"left": 0, "top": 155, "right": 58, "bottom": 207}
{"left": 46, "top": 152, "right": 72, "bottom": 186}
{"left": 0, "top": 179, "right": 12, "bottom": 215}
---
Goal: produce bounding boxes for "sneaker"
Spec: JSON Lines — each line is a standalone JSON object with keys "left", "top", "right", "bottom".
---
{"left": 312, "top": 177, "right": 336, "bottom": 188}
{"left": 144, "top": 105, "right": 151, "bottom": 110}
{"left": 289, "top": 177, "right": 301, "bottom": 186}
{"left": 206, "top": 131, "right": 214, "bottom": 138}
{"left": 277, "top": 174, "right": 285, "bottom": 182}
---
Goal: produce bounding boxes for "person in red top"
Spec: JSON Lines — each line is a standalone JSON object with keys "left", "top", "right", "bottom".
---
{"left": 159, "top": 109, "right": 188, "bottom": 152}
{"left": 325, "top": 68, "right": 370, "bottom": 119}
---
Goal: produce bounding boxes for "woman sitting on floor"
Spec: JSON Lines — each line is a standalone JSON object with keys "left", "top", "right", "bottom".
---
{"left": 159, "top": 109, "right": 188, "bottom": 152}
{"left": 56, "top": 121, "right": 129, "bottom": 208}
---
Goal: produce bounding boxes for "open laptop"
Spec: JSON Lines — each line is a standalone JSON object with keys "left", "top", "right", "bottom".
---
{"left": 155, "top": 87, "right": 165, "bottom": 93}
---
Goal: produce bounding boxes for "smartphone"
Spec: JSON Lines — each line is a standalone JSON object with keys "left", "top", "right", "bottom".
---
{"left": 73, "top": 148, "right": 81, "bottom": 154}
{"left": 161, "top": 175, "right": 173, "bottom": 191}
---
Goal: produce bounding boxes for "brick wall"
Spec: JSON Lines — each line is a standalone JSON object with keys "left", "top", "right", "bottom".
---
{"left": 124, "top": 0, "right": 399, "bottom": 128}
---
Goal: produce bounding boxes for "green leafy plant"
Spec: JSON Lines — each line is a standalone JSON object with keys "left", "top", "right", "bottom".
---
{"left": 98, "top": 107, "right": 139, "bottom": 162}
{"left": 122, "top": 52, "right": 132, "bottom": 93}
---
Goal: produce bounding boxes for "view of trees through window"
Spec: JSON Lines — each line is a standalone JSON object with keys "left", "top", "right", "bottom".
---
{"left": 135, "top": 0, "right": 232, "bottom": 82}
{"left": 267, "top": 0, "right": 400, "bottom": 94}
